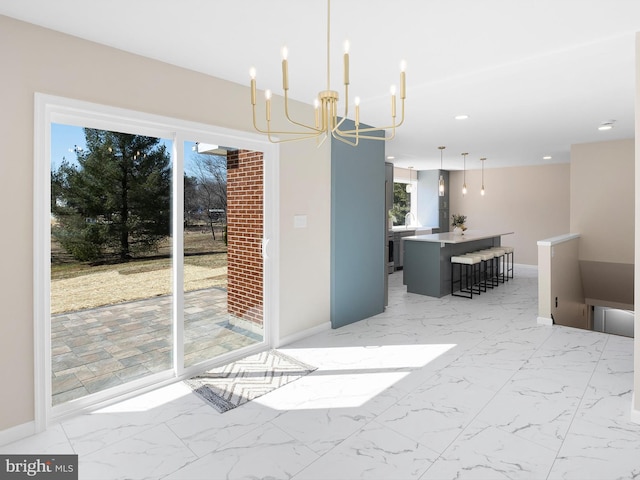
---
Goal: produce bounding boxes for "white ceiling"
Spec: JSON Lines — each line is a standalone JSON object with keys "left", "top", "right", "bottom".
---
{"left": 1, "top": 0, "right": 639, "bottom": 170}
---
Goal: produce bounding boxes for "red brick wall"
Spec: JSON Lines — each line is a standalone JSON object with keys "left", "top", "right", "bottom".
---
{"left": 226, "top": 150, "right": 264, "bottom": 325}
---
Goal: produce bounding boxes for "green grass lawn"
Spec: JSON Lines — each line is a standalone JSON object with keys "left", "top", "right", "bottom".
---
{"left": 51, "top": 226, "right": 227, "bottom": 281}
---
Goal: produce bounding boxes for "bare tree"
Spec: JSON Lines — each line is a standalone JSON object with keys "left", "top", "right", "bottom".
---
{"left": 190, "top": 152, "right": 227, "bottom": 240}
{"left": 183, "top": 174, "right": 199, "bottom": 228}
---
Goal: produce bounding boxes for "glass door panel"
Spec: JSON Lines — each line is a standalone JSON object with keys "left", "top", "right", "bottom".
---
{"left": 50, "top": 124, "right": 173, "bottom": 405}
{"left": 182, "top": 141, "right": 263, "bottom": 368}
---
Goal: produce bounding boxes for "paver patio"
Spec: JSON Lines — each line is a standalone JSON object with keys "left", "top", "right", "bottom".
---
{"left": 51, "top": 287, "right": 262, "bottom": 405}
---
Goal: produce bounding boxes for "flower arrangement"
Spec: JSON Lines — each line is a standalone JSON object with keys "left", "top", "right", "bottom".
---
{"left": 451, "top": 214, "right": 467, "bottom": 231}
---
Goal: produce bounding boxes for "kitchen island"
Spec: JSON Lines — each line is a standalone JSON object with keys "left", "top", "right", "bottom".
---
{"left": 403, "top": 230, "right": 514, "bottom": 297}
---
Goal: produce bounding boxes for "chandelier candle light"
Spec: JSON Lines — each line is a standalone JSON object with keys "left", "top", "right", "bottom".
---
{"left": 249, "top": 0, "right": 406, "bottom": 145}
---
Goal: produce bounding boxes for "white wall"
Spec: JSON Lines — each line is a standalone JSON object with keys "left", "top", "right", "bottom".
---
{"left": 277, "top": 139, "right": 331, "bottom": 339}
{"left": 571, "top": 139, "right": 634, "bottom": 264}
{"left": 449, "top": 163, "right": 571, "bottom": 265}
{"left": 0, "top": 15, "right": 330, "bottom": 432}
{"left": 633, "top": 32, "right": 640, "bottom": 421}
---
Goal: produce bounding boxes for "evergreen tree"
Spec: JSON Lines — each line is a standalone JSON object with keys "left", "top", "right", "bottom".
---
{"left": 52, "top": 128, "right": 171, "bottom": 262}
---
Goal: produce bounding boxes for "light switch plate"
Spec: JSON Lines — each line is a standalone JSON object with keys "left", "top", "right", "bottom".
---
{"left": 294, "top": 215, "right": 307, "bottom": 229}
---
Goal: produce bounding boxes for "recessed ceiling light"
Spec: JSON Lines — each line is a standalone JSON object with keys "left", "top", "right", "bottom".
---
{"left": 543, "top": 156, "right": 552, "bottom": 160}
{"left": 386, "top": 155, "right": 395, "bottom": 160}
{"left": 454, "top": 114, "right": 469, "bottom": 120}
{"left": 598, "top": 121, "right": 615, "bottom": 131}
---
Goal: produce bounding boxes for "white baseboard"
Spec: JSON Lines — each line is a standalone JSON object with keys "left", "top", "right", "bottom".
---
{"left": 515, "top": 263, "right": 538, "bottom": 271}
{"left": 0, "top": 421, "right": 36, "bottom": 447}
{"left": 631, "top": 394, "right": 640, "bottom": 425}
{"left": 275, "top": 321, "right": 331, "bottom": 348}
{"left": 537, "top": 316, "right": 553, "bottom": 325}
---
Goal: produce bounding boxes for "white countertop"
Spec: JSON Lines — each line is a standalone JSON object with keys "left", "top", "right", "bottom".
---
{"left": 403, "top": 230, "right": 514, "bottom": 244}
{"left": 391, "top": 226, "right": 437, "bottom": 233}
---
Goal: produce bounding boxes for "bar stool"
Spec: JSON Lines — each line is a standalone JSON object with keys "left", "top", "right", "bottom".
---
{"left": 470, "top": 250, "right": 495, "bottom": 291}
{"left": 501, "top": 246, "right": 514, "bottom": 280}
{"left": 486, "top": 247, "right": 506, "bottom": 284}
{"left": 461, "top": 253, "right": 485, "bottom": 293}
{"left": 476, "top": 249, "right": 502, "bottom": 286}
{"left": 451, "top": 254, "right": 482, "bottom": 298}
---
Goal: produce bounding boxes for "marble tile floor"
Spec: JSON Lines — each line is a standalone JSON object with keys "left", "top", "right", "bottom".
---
{"left": 51, "top": 288, "right": 262, "bottom": 405}
{"left": 4, "top": 266, "right": 639, "bottom": 479}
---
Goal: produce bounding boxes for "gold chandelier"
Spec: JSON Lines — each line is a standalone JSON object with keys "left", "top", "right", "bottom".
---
{"left": 249, "top": 0, "right": 406, "bottom": 146}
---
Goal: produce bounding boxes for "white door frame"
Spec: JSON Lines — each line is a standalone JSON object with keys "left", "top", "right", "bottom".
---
{"left": 34, "top": 93, "right": 279, "bottom": 430}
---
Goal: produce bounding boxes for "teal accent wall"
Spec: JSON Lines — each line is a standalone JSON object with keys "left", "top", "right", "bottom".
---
{"left": 330, "top": 121, "right": 385, "bottom": 329}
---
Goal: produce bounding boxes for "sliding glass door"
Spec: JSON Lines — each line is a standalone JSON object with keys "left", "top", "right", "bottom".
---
{"left": 36, "top": 96, "right": 274, "bottom": 420}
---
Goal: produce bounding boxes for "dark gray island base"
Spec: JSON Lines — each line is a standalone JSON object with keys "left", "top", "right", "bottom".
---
{"left": 402, "top": 230, "right": 513, "bottom": 297}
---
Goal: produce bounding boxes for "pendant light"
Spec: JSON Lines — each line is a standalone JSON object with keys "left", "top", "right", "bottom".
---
{"left": 461, "top": 152, "right": 468, "bottom": 195}
{"left": 406, "top": 167, "right": 413, "bottom": 193}
{"left": 438, "top": 146, "right": 446, "bottom": 197}
{"left": 480, "top": 157, "right": 486, "bottom": 196}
